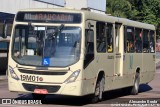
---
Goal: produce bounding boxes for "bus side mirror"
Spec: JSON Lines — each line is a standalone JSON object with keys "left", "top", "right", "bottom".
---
{"left": 87, "top": 30, "right": 94, "bottom": 43}
{"left": 2, "top": 21, "right": 8, "bottom": 38}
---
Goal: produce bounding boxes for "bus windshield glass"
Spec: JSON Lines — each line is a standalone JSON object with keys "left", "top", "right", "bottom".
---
{"left": 12, "top": 25, "right": 81, "bottom": 67}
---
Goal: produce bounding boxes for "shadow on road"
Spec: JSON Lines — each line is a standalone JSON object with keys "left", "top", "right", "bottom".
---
{"left": 139, "top": 84, "right": 152, "bottom": 93}
{"left": 15, "top": 84, "right": 153, "bottom": 106}
{"left": 99, "top": 84, "right": 152, "bottom": 104}
{"left": 0, "top": 70, "right": 6, "bottom": 75}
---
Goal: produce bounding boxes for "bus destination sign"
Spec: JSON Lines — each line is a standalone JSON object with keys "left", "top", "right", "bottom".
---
{"left": 16, "top": 12, "right": 81, "bottom": 23}
{"left": 24, "top": 13, "right": 73, "bottom": 21}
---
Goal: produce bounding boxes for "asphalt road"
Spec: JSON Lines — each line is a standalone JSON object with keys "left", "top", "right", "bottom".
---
{"left": 0, "top": 69, "right": 159, "bottom": 107}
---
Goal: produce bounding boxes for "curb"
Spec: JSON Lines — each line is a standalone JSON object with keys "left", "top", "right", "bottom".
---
{"left": 0, "top": 75, "right": 7, "bottom": 81}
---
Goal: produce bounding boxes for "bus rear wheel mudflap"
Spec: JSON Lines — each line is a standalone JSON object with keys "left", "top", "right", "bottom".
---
{"left": 131, "top": 73, "right": 140, "bottom": 95}
{"left": 90, "top": 74, "right": 105, "bottom": 103}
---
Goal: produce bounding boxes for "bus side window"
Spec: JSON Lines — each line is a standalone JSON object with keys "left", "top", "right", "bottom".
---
{"left": 96, "top": 22, "right": 106, "bottom": 52}
{"left": 84, "top": 29, "right": 94, "bottom": 68}
{"left": 126, "top": 27, "right": 135, "bottom": 53}
{"left": 150, "top": 31, "right": 155, "bottom": 53}
{"left": 124, "top": 26, "right": 127, "bottom": 52}
{"left": 143, "top": 30, "right": 149, "bottom": 53}
{"left": 135, "top": 28, "right": 142, "bottom": 53}
{"left": 106, "top": 23, "right": 113, "bottom": 53}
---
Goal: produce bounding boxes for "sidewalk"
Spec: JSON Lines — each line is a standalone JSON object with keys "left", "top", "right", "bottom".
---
{"left": 0, "top": 75, "right": 7, "bottom": 81}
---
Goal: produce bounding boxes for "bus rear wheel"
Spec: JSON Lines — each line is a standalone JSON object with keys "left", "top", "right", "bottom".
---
{"left": 91, "top": 76, "right": 105, "bottom": 103}
{"left": 131, "top": 73, "right": 140, "bottom": 95}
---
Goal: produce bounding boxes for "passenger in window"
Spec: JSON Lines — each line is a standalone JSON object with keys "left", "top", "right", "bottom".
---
{"left": 129, "top": 42, "right": 134, "bottom": 51}
{"left": 150, "top": 32, "right": 155, "bottom": 52}
{"left": 107, "top": 38, "right": 113, "bottom": 52}
{"left": 108, "top": 45, "right": 112, "bottom": 52}
{"left": 135, "top": 31, "right": 142, "bottom": 52}
{"left": 150, "top": 41, "right": 154, "bottom": 52}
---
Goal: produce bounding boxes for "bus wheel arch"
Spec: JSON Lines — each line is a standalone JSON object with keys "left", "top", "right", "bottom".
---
{"left": 91, "top": 71, "right": 105, "bottom": 103}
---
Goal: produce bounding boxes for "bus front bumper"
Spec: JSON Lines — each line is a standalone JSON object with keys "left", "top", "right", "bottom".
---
{"left": 8, "top": 77, "right": 83, "bottom": 96}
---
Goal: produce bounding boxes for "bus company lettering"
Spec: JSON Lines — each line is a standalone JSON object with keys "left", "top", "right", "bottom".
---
{"left": 24, "top": 13, "right": 74, "bottom": 22}
{"left": 20, "top": 75, "right": 43, "bottom": 82}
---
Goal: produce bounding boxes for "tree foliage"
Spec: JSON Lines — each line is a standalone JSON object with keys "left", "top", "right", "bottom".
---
{"left": 106, "top": 0, "right": 160, "bottom": 38}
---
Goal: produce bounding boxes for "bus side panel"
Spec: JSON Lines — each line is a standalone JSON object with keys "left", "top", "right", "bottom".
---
{"left": 96, "top": 53, "right": 114, "bottom": 91}
{"left": 82, "top": 20, "right": 97, "bottom": 95}
{"left": 142, "top": 53, "right": 155, "bottom": 84}
{"left": 123, "top": 53, "right": 142, "bottom": 87}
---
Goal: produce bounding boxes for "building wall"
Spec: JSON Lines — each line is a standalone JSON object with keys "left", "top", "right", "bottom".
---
{"left": 65, "top": 0, "right": 106, "bottom": 13}
{"left": 87, "top": 0, "right": 106, "bottom": 12}
{"left": 65, "top": 0, "right": 87, "bottom": 10}
{"left": 0, "top": 0, "right": 64, "bottom": 14}
{"left": 0, "top": 0, "right": 106, "bottom": 14}
{"left": 34, "top": 0, "right": 65, "bottom": 6}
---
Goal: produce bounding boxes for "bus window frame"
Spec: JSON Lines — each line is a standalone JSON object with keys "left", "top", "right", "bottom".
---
{"left": 84, "top": 29, "right": 95, "bottom": 69}
{"left": 149, "top": 30, "right": 155, "bottom": 53}
{"left": 126, "top": 26, "right": 135, "bottom": 53}
{"left": 135, "top": 28, "right": 143, "bottom": 53}
{"left": 106, "top": 23, "right": 114, "bottom": 53}
{"left": 142, "top": 29, "right": 150, "bottom": 53}
{"left": 96, "top": 21, "right": 106, "bottom": 53}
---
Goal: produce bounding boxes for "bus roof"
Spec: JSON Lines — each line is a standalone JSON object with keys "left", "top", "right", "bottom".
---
{"left": 17, "top": 8, "right": 155, "bottom": 30}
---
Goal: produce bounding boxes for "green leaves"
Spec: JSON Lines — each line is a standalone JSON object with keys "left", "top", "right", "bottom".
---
{"left": 106, "top": 0, "right": 131, "bottom": 18}
{"left": 106, "top": 0, "right": 160, "bottom": 37}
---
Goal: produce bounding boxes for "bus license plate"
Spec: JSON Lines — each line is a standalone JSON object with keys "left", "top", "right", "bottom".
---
{"left": 34, "top": 89, "right": 48, "bottom": 94}
{"left": 20, "top": 75, "right": 43, "bottom": 82}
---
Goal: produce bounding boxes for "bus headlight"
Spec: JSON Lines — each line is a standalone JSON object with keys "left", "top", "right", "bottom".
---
{"left": 64, "top": 69, "right": 80, "bottom": 83}
{"left": 9, "top": 66, "right": 19, "bottom": 80}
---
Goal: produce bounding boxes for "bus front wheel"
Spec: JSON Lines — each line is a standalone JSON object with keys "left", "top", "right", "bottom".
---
{"left": 91, "top": 75, "right": 105, "bottom": 103}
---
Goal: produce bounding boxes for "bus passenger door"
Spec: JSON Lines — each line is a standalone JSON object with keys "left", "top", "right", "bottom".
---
{"left": 114, "top": 23, "right": 123, "bottom": 78}
{"left": 83, "top": 20, "right": 97, "bottom": 95}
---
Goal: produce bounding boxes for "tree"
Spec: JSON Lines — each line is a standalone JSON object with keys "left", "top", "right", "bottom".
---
{"left": 106, "top": 0, "right": 131, "bottom": 18}
{"left": 106, "top": 0, "right": 160, "bottom": 38}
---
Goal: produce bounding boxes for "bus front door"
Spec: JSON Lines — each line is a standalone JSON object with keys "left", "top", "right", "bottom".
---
{"left": 113, "top": 23, "right": 124, "bottom": 89}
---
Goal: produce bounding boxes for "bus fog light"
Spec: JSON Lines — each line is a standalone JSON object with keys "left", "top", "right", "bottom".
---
{"left": 64, "top": 69, "right": 80, "bottom": 83}
{"left": 9, "top": 66, "right": 19, "bottom": 80}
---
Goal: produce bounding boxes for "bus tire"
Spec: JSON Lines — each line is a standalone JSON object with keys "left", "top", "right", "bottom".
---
{"left": 32, "top": 93, "right": 46, "bottom": 100}
{"left": 131, "top": 73, "right": 140, "bottom": 95}
{"left": 91, "top": 75, "right": 105, "bottom": 103}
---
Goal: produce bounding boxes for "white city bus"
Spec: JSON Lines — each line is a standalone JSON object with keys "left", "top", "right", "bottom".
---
{"left": 8, "top": 8, "right": 156, "bottom": 103}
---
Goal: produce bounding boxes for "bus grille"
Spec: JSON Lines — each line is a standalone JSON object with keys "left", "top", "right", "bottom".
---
{"left": 19, "top": 69, "right": 67, "bottom": 75}
{"left": 22, "top": 83, "right": 60, "bottom": 93}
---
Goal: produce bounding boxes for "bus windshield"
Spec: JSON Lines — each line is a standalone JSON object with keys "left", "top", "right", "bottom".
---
{"left": 12, "top": 25, "right": 81, "bottom": 67}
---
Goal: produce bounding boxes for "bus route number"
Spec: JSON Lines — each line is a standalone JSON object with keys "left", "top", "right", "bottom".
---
{"left": 20, "top": 75, "right": 43, "bottom": 82}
